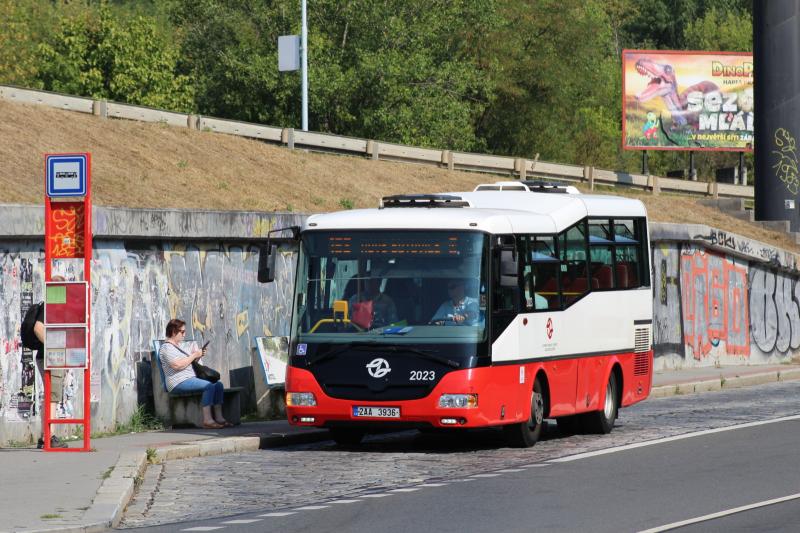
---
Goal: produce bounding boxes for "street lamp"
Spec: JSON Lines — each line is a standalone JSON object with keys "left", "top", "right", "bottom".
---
{"left": 301, "top": 0, "right": 308, "bottom": 131}
{"left": 278, "top": 0, "right": 309, "bottom": 132}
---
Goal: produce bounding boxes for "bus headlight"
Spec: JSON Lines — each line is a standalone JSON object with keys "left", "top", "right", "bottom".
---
{"left": 438, "top": 394, "right": 478, "bottom": 409}
{"left": 286, "top": 392, "right": 317, "bottom": 407}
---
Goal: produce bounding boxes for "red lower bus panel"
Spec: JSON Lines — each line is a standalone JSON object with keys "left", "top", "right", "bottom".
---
{"left": 286, "top": 350, "right": 653, "bottom": 429}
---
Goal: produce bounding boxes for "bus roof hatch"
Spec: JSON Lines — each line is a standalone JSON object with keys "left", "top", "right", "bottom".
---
{"left": 380, "top": 194, "right": 471, "bottom": 208}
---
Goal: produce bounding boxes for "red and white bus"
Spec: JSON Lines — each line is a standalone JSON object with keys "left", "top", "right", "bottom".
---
{"left": 261, "top": 182, "right": 653, "bottom": 447}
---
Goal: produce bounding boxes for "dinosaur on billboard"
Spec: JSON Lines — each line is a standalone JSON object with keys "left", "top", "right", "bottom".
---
{"left": 634, "top": 57, "right": 719, "bottom": 130}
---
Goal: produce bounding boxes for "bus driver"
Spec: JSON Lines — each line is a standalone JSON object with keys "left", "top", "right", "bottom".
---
{"left": 430, "top": 279, "right": 480, "bottom": 325}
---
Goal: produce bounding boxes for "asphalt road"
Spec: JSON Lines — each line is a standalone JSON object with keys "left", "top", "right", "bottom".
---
{"left": 122, "top": 381, "right": 800, "bottom": 533}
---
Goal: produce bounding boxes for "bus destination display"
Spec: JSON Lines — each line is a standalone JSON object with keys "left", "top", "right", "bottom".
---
{"left": 327, "top": 234, "right": 466, "bottom": 257}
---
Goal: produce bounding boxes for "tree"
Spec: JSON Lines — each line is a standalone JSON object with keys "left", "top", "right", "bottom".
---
{"left": 0, "top": 0, "right": 79, "bottom": 86}
{"left": 171, "top": 0, "right": 497, "bottom": 150}
{"left": 478, "top": 0, "right": 620, "bottom": 164}
{"left": 35, "top": 5, "right": 194, "bottom": 111}
{"left": 683, "top": 7, "right": 752, "bottom": 51}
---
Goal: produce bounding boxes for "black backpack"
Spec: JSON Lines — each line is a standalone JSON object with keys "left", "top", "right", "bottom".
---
{"left": 21, "top": 302, "right": 43, "bottom": 352}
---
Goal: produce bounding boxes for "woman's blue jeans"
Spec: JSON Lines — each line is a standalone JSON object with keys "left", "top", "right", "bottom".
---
{"left": 173, "top": 378, "right": 223, "bottom": 407}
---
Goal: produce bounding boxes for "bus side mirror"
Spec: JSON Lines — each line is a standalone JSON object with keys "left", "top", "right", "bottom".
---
{"left": 257, "top": 244, "right": 278, "bottom": 283}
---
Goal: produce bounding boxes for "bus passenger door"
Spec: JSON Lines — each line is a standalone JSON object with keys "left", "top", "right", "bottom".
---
{"left": 490, "top": 245, "right": 520, "bottom": 342}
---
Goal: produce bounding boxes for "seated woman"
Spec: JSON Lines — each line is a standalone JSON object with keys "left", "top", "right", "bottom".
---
{"left": 429, "top": 279, "right": 480, "bottom": 325}
{"left": 159, "top": 318, "right": 231, "bottom": 429}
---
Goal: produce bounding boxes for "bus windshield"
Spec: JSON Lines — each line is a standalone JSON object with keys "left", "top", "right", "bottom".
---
{"left": 292, "top": 231, "right": 488, "bottom": 344}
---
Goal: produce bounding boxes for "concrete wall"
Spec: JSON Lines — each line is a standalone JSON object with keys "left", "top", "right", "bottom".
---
{"left": 1, "top": 206, "right": 799, "bottom": 445}
{"left": 0, "top": 206, "right": 302, "bottom": 445}
{"left": 651, "top": 223, "right": 800, "bottom": 370}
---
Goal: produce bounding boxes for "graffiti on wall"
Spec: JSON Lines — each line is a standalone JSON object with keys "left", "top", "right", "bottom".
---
{"left": 0, "top": 248, "right": 42, "bottom": 425}
{"left": 693, "top": 227, "right": 800, "bottom": 272}
{"left": 48, "top": 203, "right": 86, "bottom": 258}
{"left": 773, "top": 127, "right": 800, "bottom": 195}
{"left": 749, "top": 265, "right": 800, "bottom": 355}
{"left": 90, "top": 241, "right": 295, "bottom": 431}
{"left": 652, "top": 244, "right": 683, "bottom": 358}
{"left": 652, "top": 242, "right": 800, "bottom": 369}
{"left": 680, "top": 246, "right": 749, "bottom": 360}
{"left": 0, "top": 240, "right": 296, "bottom": 439}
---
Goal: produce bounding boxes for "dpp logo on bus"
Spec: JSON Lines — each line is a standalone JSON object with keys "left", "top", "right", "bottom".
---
{"left": 546, "top": 318, "right": 554, "bottom": 340}
{"left": 366, "top": 358, "right": 391, "bottom": 378}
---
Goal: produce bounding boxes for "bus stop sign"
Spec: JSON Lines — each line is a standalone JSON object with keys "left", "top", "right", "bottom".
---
{"left": 46, "top": 154, "right": 87, "bottom": 197}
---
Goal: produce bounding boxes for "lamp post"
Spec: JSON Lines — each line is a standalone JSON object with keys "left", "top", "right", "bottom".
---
{"left": 301, "top": 0, "right": 308, "bottom": 131}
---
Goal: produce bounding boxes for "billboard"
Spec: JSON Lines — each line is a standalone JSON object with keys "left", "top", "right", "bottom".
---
{"left": 622, "top": 50, "right": 753, "bottom": 151}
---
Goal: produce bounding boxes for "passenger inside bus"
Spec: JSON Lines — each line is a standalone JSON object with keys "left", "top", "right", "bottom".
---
{"left": 348, "top": 277, "right": 398, "bottom": 329}
{"left": 429, "top": 279, "right": 481, "bottom": 326}
{"left": 524, "top": 273, "right": 549, "bottom": 310}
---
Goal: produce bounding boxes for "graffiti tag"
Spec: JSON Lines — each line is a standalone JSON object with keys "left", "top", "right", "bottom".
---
{"left": 749, "top": 266, "right": 800, "bottom": 355}
{"left": 772, "top": 127, "right": 800, "bottom": 195}
{"left": 681, "top": 249, "right": 749, "bottom": 359}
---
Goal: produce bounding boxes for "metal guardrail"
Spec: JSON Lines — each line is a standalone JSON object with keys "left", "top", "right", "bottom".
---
{"left": 0, "top": 85, "right": 754, "bottom": 200}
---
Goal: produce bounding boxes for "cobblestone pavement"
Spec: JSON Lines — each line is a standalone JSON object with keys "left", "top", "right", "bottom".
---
{"left": 120, "top": 381, "right": 800, "bottom": 528}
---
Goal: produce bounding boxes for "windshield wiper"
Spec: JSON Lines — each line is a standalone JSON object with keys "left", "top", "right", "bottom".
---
{"left": 307, "top": 342, "right": 460, "bottom": 368}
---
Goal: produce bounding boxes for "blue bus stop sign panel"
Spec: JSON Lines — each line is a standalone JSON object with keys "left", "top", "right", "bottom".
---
{"left": 46, "top": 154, "right": 87, "bottom": 197}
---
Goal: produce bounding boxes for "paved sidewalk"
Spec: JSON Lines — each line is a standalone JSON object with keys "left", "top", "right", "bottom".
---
{"left": 2, "top": 362, "right": 799, "bottom": 533}
{"left": 0, "top": 421, "right": 328, "bottom": 533}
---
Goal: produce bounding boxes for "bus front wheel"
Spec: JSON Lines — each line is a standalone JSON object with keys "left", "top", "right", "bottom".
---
{"left": 504, "top": 375, "right": 545, "bottom": 448}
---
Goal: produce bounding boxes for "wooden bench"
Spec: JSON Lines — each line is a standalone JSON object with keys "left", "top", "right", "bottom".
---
{"left": 151, "top": 341, "right": 242, "bottom": 428}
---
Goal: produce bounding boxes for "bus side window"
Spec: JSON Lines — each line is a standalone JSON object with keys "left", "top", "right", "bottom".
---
{"left": 614, "top": 219, "right": 645, "bottom": 288}
{"left": 522, "top": 235, "right": 557, "bottom": 311}
{"left": 560, "top": 222, "right": 589, "bottom": 306}
{"left": 589, "top": 218, "right": 614, "bottom": 290}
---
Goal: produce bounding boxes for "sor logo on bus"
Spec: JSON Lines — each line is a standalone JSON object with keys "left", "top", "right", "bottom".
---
{"left": 546, "top": 318, "right": 554, "bottom": 340}
{"left": 366, "top": 358, "right": 391, "bottom": 378}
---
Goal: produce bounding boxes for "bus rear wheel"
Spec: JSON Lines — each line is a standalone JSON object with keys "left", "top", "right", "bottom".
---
{"left": 329, "top": 428, "right": 365, "bottom": 447}
{"left": 584, "top": 371, "right": 619, "bottom": 434}
{"left": 504, "top": 375, "right": 545, "bottom": 448}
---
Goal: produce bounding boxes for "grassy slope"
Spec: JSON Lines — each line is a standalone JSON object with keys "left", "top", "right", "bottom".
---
{"left": 1, "top": 99, "right": 796, "bottom": 252}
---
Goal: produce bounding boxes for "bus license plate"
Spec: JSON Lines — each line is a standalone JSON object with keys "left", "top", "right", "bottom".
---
{"left": 353, "top": 406, "right": 400, "bottom": 418}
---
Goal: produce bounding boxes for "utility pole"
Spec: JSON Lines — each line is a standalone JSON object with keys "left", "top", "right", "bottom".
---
{"left": 301, "top": 0, "right": 308, "bottom": 131}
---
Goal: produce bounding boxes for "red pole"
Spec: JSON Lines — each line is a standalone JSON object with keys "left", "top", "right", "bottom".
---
{"left": 83, "top": 153, "right": 92, "bottom": 451}
{"left": 42, "top": 153, "right": 92, "bottom": 451}
{"left": 43, "top": 158, "right": 52, "bottom": 450}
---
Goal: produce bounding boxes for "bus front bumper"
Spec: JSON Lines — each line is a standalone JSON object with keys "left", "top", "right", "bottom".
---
{"left": 285, "top": 366, "right": 530, "bottom": 429}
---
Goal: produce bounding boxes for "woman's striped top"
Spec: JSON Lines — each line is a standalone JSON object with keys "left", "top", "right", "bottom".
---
{"left": 159, "top": 342, "right": 195, "bottom": 392}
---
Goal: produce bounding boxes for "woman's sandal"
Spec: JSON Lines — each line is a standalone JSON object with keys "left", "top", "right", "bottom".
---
{"left": 217, "top": 420, "right": 234, "bottom": 427}
{"left": 202, "top": 421, "right": 224, "bottom": 429}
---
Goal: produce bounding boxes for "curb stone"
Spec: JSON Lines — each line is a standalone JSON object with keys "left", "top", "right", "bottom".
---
{"left": 23, "top": 436, "right": 262, "bottom": 533}
{"left": 650, "top": 367, "right": 800, "bottom": 399}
